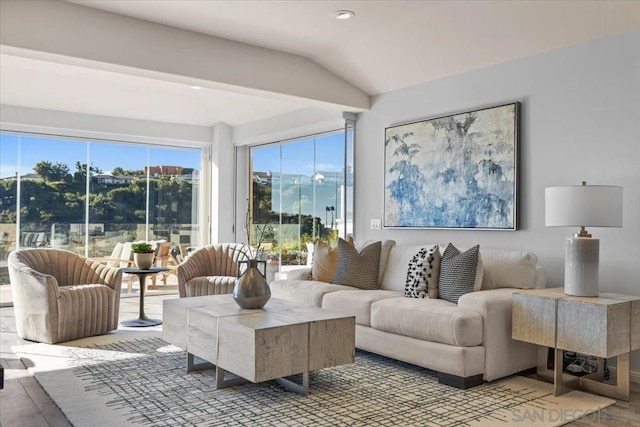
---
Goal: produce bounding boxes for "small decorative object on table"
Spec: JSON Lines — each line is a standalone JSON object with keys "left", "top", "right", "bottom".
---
{"left": 132, "top": 242, "right": 155, "bottom": 270}
{"left": 233, "top": 209, "right": 271, "bottom": 309}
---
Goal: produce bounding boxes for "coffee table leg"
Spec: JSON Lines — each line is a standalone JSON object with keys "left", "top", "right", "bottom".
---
{"left": 213, "top": 366, "right": 309, "bottom": 395}
{"left": 215, "top": 366, "right": 248, "bottom": 389}
{"left": 275, "top": 372, "right": 309, "bottom": 396}
{"left": 186, "top": 353, "right": 215, "bottom": 373}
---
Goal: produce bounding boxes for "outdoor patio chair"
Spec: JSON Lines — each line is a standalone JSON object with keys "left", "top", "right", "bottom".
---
{"left": 93, "top": 242, "right": 139, "bottom": 292}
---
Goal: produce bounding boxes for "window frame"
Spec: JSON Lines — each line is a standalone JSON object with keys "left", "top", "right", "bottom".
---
{"left": 247, "top": 127, "right": 354, "bottom": 271}
{"left": 0, "top": 129, "right": 210, "bottom": 254}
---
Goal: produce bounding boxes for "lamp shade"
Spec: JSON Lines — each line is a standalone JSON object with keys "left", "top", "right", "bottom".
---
{"left": 545, "top": 185, "right": 622, "bottom": 227}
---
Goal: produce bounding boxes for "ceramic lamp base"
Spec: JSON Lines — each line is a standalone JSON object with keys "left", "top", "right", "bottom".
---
{"left": 564, "top": 237, "right": 599, "bottom": 297}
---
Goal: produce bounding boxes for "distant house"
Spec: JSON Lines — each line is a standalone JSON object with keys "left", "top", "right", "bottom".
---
{"left": 19, "top": 173, "right": 43, "bottom": 182}
{"left": 146, "top": 166, "right": 183, "bottom": 176}
{"left": 253, "top": 171, "right": 272, "bottom": 184}
{"left": 173, "top": 173, "right": 198, "bottom": 184}
{"left": 94, "top": 174, "right": 134, "bottom": 185}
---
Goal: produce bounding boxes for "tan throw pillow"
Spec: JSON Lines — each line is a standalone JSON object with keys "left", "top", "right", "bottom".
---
{"left": 311, "top": 240, "right": 339, "bottom": 283}
{"left": 333, "top": 238, "right": 381, "bottom": 289}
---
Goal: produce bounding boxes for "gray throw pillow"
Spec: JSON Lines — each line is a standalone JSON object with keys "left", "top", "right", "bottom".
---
{"left": 333, "top": 238, "right": 381, "bottom": 289}
{"left": 438, "top": 243, "right": 480, "bottom": 304}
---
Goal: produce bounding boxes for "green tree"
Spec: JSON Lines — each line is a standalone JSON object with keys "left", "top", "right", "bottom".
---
{"left": 34, "top": 161, "right": 54, "bottom": 181}
{"left": 112, "top": 167, "right": 142, "bottom": 176}
{"left": 34, "top": 161, "right": 70, "bottom": 182}
{"left": 51, "top": 163, "right": 70, "bottom": 181}
{"left": 111, "top": 167, "right": 125, "bottom": 176}
{"left": 74, "top": 162, "right": 103, "bottom": 183}
{"left": 0, "top": 179, "right": 17, "bottom": 223}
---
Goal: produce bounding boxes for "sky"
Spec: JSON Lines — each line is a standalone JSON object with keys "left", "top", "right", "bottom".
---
{"left": 1, "top": 132, "right": 349, "bottom": 179}
{"left": 251, "top": 132, "right": 351, "bottom": 176}
{"left": 0, "top": 133, "right": 201, "bottom": 178}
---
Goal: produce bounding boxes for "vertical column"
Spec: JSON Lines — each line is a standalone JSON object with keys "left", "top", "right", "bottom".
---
{"left": 343, "top": 112, "right": 356, "bottom": 240}
{"left": 211, "top": 123, "right": 235, "bottom": 243}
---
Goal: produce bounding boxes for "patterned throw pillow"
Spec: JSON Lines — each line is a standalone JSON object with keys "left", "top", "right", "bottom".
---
{"left": 404, "top": 245, "right": 441, "bottom": 298}
{"left": 438, "top": 243, "right": 480, "bottom": 304}
{"left": 311, "top": 240, "right": 339, "bottom": 283}
{"left": 333, "top": 238, "right": 382, "bottom": 289}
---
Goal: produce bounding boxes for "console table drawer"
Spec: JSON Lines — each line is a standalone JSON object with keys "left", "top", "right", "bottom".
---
{"left": 557, "top": 297, "right": 631, "bottom": 358}
{"left": 512, "top": 289, "right": 563, "bottom": 348}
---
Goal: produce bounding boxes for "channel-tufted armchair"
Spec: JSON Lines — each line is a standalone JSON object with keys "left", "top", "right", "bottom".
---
{"left": 177, "top": 243, "right": 250, "bottom": 297}
{"left": 8, "top": 248, "right": 122, "bottom": 344}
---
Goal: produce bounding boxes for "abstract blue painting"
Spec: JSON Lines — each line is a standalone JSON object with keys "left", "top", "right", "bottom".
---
{"left": 384, "top": 103, "right": 518, "bottom": 230}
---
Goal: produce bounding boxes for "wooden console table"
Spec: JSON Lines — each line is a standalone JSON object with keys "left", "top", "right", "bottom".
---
{"left": 512, "top": 287, "right": 639, "bottom": 401}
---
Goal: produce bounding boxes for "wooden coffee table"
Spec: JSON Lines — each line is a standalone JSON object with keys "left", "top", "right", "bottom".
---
{"left": 163, "top": 295, "right": 355, "bottom": 395}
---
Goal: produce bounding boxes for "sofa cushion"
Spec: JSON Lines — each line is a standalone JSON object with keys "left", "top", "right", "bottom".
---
{"left": 333, "top": 239, "right": 381, "bottom": 289}
{"left": 311, "top": 240, "right": 339, "bottom": 282}
{"left": 438, "top": 244, "right": 481, "bottom": 304}
{"left": 403, "top": 245, "right": 441, "bottom": 299}
{"left": 322, "top": 289, "right": 401, "bottom": 326}
{"left": 269, "top": 279, "right": 353, "bottom": 307}
{"left": 370, "top": 297, "right": 483, "bottom": 347}
{"left": 481, "top": 250, "right": 538, "bottom": 289}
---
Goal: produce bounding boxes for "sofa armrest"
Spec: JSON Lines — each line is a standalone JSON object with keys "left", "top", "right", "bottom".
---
{"left": 458, "top": 288, "right": 537, "bottom": 381}
{"left": 284, "top": 267, "right": 312, "bottom": 280}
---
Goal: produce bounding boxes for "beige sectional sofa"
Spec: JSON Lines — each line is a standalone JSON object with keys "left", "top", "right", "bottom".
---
{"left": 270, "top": 243, "right": 545, "bottom": 389}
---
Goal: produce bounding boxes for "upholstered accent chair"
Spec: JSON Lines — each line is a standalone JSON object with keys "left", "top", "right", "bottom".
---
{"left": 8, "top": 248, "right": 123, "bottom": 344}
{"left": 177, "top": 243, "right": 250, "bottom": 297}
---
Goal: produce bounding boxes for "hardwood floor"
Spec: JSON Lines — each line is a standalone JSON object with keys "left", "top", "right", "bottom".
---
{"left": 1, "top": 295, "right": 638, "bottom": 426}
{"left": 0, "top": 292, "right": 171, "bottom": 427}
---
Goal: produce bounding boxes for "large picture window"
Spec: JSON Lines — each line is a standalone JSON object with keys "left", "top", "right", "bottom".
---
{"left": 249, "top": 130, "right": 353, "bottom": 278}
{"left": 0, "top": 132, "right": 202, "bottom": 303}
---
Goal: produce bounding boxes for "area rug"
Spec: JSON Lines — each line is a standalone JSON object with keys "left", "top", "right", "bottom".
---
{"left": 15, "top": 334, "right": 616, "bottom": 427}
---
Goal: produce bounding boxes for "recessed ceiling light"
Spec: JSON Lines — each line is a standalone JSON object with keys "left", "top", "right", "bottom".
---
{"left": 333, "top": 10, "right": 355, "bottom": 20}
{"left": 191, "top": 85, "right": 203, "bottom": 90}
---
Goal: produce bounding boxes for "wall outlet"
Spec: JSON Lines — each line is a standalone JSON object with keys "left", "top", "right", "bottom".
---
{"left": 370, "top": 219, "right": 382, "bottom": 229}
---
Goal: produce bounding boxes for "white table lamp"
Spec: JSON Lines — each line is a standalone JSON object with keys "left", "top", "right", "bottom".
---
{"left": 545, "top": 182, "right": 622, "bottom": 296}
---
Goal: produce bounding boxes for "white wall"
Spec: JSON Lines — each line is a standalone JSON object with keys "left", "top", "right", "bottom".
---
{"left": 355, "top": 31, "right": 640, "bottom": 370}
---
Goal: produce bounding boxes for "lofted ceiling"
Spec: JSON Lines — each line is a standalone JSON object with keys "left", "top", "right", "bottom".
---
{"left": 1, "top": 0, "right": 639, "bottom": 128}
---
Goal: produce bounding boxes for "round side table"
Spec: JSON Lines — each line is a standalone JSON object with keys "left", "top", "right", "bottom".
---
{"left": 121, "top": 267, "right": 169, "bottom": 327}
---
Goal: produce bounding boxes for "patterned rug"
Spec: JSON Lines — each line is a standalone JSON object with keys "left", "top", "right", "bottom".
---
{"left": 15, "top": 333, "right": 616, "bottom": 427}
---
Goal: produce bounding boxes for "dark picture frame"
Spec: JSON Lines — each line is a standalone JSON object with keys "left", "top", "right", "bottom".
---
{"left": 384, "top": 102, "right": 519, "bottom": 230}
